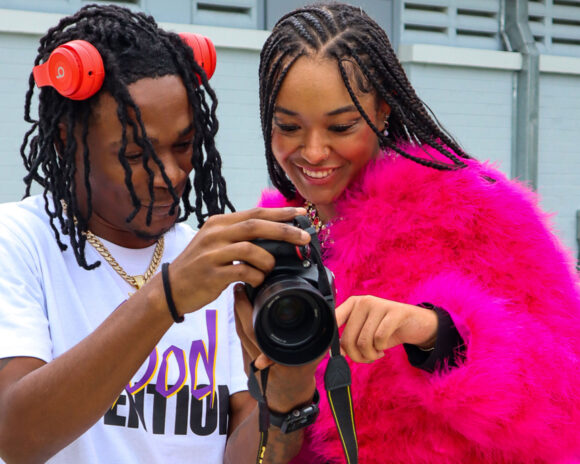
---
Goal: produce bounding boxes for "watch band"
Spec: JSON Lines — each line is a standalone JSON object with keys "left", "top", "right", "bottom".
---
{"left": 269, "top": 389, "right": 320, "bottom": 434}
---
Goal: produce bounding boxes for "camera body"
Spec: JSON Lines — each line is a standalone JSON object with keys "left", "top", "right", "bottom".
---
{"left": 245, "top": 215, "right": 336, "bottom": 366}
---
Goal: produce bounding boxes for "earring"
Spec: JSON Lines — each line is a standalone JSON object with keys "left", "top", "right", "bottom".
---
{"left": 383, "top": 118, "right": 390, "bottom": 137}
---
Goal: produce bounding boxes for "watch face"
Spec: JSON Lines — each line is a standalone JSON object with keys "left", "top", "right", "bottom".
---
{"left": 280, "top": 403, "right": 320, "bottom": 434}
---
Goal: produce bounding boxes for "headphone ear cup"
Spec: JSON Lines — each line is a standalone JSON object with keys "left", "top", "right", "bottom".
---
{"left": 178, "top": 32, "right": 217, "bottom": 81}
{"left": 32, "top": 40, "right": 105, "bottom": 100}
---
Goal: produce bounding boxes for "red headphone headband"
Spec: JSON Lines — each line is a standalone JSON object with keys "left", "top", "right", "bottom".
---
{"left": 32, "top": 33, "right": 217, "bottom": 100}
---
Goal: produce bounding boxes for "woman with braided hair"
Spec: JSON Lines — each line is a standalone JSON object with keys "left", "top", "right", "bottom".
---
{"left": 234, "top": 2, "right": 580, "bottom": 463}
{"left": 0, "top": 4, "right": 318, "bottom": 463}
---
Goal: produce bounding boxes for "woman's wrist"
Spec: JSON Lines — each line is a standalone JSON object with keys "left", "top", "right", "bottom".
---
{"left": 404, "top": 303, "right": 466, "bottom": 373}
{"left": 407, "top": 302, "right": 438, "bottom": 350}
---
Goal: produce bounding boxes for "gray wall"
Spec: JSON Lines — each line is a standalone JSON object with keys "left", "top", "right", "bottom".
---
{"left": 210, "top": 47, "right": 265, "bottom": 210}
{"left": 403, "top": 64, "right": 513, "bottom": 173}
{"left": 1, "top": 2, "right": 580, "bottom": 262}
{"left": 0, "top": 32, "right": 40, "bottom": 201}
{"left": 538, "top": 71, "right": 580, "bottom": 254}
{"left": 0, "top": 12, "right": 270, "bottom": 212}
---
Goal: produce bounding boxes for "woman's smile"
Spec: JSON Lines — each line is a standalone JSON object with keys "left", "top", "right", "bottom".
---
{"left": 300, "top": 166, "right": 338, "bottom": 180}
{"left": 271, "top": 55, "right": 389, "bottom": 222}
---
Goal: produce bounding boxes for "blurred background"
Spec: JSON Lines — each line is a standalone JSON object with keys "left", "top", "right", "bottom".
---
{"left": 1, "top": 0, "right": 579, "bottom": 266}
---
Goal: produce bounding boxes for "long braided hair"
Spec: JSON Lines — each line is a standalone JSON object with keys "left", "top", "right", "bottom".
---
{"left": 21, "top": 3, "right": 233, "bottom": 270}
{"left": 259, "top": 2, "right": 471, "bottom": 199}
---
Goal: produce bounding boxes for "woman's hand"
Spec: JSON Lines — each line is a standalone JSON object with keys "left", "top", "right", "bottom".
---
{"left": 335, "top": 296, "right": 438, "bottom": 363}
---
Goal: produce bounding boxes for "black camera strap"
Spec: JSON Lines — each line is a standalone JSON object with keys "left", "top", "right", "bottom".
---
{"left": 248, "top": 345, "right": 358, "bottom": 464}
{"left": 325, "top": 330, "right": 358, "bottom": 464}
{"left": 309, "top": 227, "right": 359, "bottom": 464}
{"left": 248, "top": 216, "right": 358, "bottom": 463}
{"left": 247, "top": 362, "right": 271, "bottom": 464}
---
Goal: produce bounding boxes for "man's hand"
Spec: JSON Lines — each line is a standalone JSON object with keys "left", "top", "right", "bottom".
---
{"left": 167, "top": 207, "right": 311, "bottom": 318}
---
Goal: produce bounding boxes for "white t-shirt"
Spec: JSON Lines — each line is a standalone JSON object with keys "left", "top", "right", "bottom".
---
{"left": 0, "top": 195, "right": 247, "bottom": 464}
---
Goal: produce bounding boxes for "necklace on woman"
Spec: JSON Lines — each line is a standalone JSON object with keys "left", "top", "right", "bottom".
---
{"left": 305, "top": 201, "right": 331, "bottom": 248}
{"left": 85, "top": 231, "right": 165, "bottom": 291}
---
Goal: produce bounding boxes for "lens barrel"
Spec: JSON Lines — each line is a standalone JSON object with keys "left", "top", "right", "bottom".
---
{"left": 252, "top": 275, "right": 334, "bottom": 366}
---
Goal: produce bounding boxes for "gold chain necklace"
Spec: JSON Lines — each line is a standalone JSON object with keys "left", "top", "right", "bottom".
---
{"left": 59, "top": 200, "right": 163, "bottom": 290}
{"left": 85, "top": 232, "right": 165, "bottom": 290}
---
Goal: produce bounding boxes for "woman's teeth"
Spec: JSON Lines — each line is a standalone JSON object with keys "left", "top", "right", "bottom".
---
{"left": 302, "top": 167, "right": 334, "bottom": 178}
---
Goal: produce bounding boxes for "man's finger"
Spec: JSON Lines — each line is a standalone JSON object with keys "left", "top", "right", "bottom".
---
{"left": 207, "top": 207, "right": 307, "bottom": 227}
{"left": 254, "top": 354, "right": 274, "bottom": 370}
{"left": 233, "top": 284, "right": 262, "bottom": 359}
{"left": 217, "top": 217, "right": 311, "bottom": 246}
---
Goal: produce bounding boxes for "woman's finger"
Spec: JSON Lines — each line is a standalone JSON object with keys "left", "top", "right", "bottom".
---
{"left": 357, "top": 304, "right": 388, "bottom": 360}
{"left": 338, "top": 298, "right": 370, "bottom": 362}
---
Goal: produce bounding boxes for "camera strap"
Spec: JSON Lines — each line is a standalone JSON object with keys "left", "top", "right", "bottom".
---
{"left": 247, "top": 362, "right": 271, "bottom": 464}
{"left": 310, "top": 221, "right": 359, "bottom": 463}
{"left": 247, "top": 348, "right": 358, "bottom": 464}
{"left": 325, "top": 331, "right": 358, "bottom": 463}
{"left": 248, "top": 216, "right": 358, "bottom": 463}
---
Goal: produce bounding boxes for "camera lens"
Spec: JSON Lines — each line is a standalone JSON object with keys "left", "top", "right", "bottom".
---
{"left": 273, "top": 297, "right": 305, "bottom": 328}
{"left": 252, "top": 276, "right": 334, "bottom": 366}
{"left": 265, "top": 293, "right": 320, "bottom": 347}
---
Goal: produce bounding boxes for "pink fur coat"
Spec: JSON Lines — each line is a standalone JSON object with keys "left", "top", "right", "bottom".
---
{"left": 258, "top": 146, "right": 580, "bottom": 464}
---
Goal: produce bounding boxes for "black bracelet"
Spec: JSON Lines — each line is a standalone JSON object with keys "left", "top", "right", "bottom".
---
{"left": 268, "top": 388, "right": 320, "bottom": 434}
{"left": 161, "top": 262, "right": 184, "bottom": 323}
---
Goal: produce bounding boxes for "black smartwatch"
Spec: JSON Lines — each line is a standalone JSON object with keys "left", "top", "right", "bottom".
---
{"left": 269, "top": 389, "right": 320, "bottom": 434}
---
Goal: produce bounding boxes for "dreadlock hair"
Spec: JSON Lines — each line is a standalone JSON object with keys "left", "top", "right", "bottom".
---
{"left": 259, "top": 2, "right": 472, "bottom": 199}
{"left": 21, "top": 3, "right": 234, "bottom": 270}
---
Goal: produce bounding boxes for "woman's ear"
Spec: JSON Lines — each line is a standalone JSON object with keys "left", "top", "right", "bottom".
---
{"left": 378, "top": 100, "right": 391, "bottom": 132}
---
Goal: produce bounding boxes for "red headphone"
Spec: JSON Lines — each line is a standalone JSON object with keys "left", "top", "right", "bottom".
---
{"left": 32, "top": 32, "right": 217, "bottom": 101}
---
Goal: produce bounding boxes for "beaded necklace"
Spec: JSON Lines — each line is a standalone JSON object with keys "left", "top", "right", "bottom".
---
{"left": 304, "top": 201, "right": 332, "bottom": 249}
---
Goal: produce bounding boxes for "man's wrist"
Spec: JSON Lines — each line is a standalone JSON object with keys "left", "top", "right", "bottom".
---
{"left": 265, "top": 368, "right": 317, "bottom": 413}
{"left": 268, "top": 389, "right": 320, "bottom": 433}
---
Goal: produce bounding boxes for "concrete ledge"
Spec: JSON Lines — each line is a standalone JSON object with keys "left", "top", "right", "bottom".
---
{"left": 398, "top": 44, "right": 522, "bottom": 71}
{"left": 5, "top": 9, "right": 580, "bottom": 71}
{"left": 0, "top": 8, "right": 63, "bottom": 35}
{"left": 0, "top": 8, "right": 268, "bottom": 51}
{"left": 160, "top": 22, "right": 268, "bottom": 51}
{"left": 539, "top": 54, "right": 580, "bottom": 75}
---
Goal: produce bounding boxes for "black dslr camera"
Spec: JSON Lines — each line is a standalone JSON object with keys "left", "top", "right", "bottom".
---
{"left": 245, "top": 215, "right": 336, "bottom": 366}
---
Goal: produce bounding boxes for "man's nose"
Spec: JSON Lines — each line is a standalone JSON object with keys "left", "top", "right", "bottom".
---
{"left": 153, "top": 152, "right": 187, "bottom": 189}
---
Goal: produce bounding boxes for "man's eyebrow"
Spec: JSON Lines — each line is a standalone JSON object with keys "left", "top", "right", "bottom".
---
{"left": 178, "top": 122, "right": 195, "bottom": 137}
{"left": 274, "top": 105, "right": 359, "bottom": 116}
{"left": 108, "top": 123, "right": 195, "bottom": 149}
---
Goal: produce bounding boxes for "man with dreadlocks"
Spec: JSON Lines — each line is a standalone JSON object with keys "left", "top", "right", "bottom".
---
{"left": 233, "top": 2, "right": 580, "bottom": 463}
{"left": 0, "top": 4, "right": 317, "bottom": 464}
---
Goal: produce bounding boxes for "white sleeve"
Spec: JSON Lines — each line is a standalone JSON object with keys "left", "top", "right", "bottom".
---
{"left": 225, "top": 285, "right": 248, "bottom": 395}
{"left": 0, "top": 218, "right": 52, "bottom": 362}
